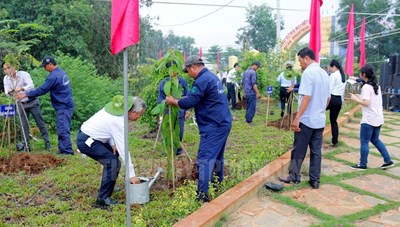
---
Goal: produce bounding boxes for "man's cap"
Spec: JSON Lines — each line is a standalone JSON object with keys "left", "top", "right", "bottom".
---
{"left": 104, "top": 95, "right": 134, "bottom": 116}
{"left": 252, "top": 60, "right": 261, "bottom": 68}
{"left": 40, "top": 56, "right": 57, "bottom": 67}
{"left": 265, "top": 182, "right": 284, "bottom": 191}
{"left": 183, "top": 55, "right": 204, "bottom": 72}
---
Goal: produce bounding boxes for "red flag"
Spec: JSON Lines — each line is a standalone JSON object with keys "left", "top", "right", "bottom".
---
{"left": 309, "top": 0, "right": 323, "bottom": 62}
{"left": 345, "top": 4, "right": 355, "bottom": 76}
{"left": 183, "top": 51, "right": 187, "bottom": 61}
{"left": 199, "top": 47, "right": 203, "bottom": 58}
{"left": 158, "top": 50, "right": 163, "bottom": 59}
{"left": 111, "top": 0, "right": 140, "bottom": 55}
{"left": 359, "top": 17, "right": 366, "bottom": 68}
{"left": 216, "top": 51, "right": 220, "bottom": 70}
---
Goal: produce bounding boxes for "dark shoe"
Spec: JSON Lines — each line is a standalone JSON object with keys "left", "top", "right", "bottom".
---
{"left": 196, "top": 191, "right": 210, "bottom": 203}
{"left": 308, "top": 180, "right": 319, "bottom": 189}
{"left": 330, "top": 143, "right": 338, "bottom": 147}
{"left": 278, "top": 176, "right": 300, "bottom": 184}
{"left": 381, "top": 161, "right": 394, "bottom": 169}
{"left": 57, "top": 151, "right": 74, "bottom": 156}
{"left": 281, "top": 111, "right": 284, "bottom": 117}
{"left": 95, "top": 197, "right": 119, "bottom": 207}
{"left": 246, "top": 122, "right": 255, "bottom": 126}
{"left": 350, "top": 164, "right": 367, "bottom": 170}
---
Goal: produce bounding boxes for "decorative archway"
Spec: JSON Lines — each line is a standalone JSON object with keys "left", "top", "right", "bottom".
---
{"left": 280, "top": 20, "right": 310, "bottom": 51}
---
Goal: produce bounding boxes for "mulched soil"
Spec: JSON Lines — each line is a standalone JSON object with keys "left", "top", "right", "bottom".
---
{"left": 0, "top": 153, "right": 65, "bottom": 174}
{"left": 267, "top": 112, "right": 297, "bottom": 131}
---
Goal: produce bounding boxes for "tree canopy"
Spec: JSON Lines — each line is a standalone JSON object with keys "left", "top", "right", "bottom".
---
{"left": 236, "top": 4, "right": 283, "bottom": 53}
{"left": 333, "top": 0, "right": 400, "bottom": 65}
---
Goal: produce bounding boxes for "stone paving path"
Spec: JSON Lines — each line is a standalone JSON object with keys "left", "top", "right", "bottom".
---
{"left": 224, "top": 111, "right": 400, "bottom": 226}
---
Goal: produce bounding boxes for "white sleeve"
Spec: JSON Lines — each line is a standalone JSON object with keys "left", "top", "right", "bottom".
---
{"left": 20, "top": 71, "right": 34, "bottom": 91}
{"left": 328, "top": 73, "right": 335, "bottom": 94}
{"left": 3, "top": 76, "right": 12, "bottom": 95}
{"left": 111, "top": 120, "right": 136, "bottom": 177}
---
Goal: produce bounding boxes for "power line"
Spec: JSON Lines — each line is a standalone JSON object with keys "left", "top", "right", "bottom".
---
{"left": 329, "top": 2, "right": 400, "bottom": 42}
{"left": 154, "top": 0, "right": 235, "bottom": 27}
{"left": 151, "top": 1, "right": 308, "bottom": 12}
{"left": 150, "top": 0, "right": 308, "bottom": 27}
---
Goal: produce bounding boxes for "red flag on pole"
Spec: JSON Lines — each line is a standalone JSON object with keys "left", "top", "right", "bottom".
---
{"left": 345, "top": 4, "right": 355, "bottom": 76}
{"left": 111, "top": 0, "right": 140, "bottom": 55}
{"left": 309, "top": 0, "right": 323, "bottom": 62}
{"left": 158, "top": 50, "right": 163, "bottom": 59}
{"left": 199, "top": 47, "right": 203, "bottom": 58}
{"left": 359, "top": 17, "right": 366, "bottom": 68}
{"left": 216, "top": 51, "right": 220, "bottom": 70}
{"left": 183, "top": 51, "right": 187, "bottom": 61}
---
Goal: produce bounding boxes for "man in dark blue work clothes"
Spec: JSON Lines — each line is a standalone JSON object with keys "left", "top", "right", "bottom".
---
{"left": 166, "top": 55, "right": 232, "bottom": 203}
{"left": 16, "top": 56, "right": 75, "bottom": 155}
{"left": 158, "top": 61, "right": 189, "bottom": 155}
{"left": 242, "top": 60, "right": 261, "bottom": 125}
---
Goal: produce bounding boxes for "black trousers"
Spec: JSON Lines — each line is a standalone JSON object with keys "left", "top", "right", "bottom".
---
{"left": 76, "top": 131, "right": 121, "bottom": 200}
{"left": 227, "top": 83, "right": 236, "bottom": 110}
{"left": 289, "top": 123, "right": 324, "bottom": 182}
{"left": 279, "top": 87, "right": 293, "bottom": 115}
{"left": 327, "top": 95, "right": 342, "bottom": 144}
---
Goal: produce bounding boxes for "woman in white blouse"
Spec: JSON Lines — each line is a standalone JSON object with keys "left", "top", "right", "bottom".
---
{"left": 327, "top": 59, "right": 346, "bottom": 147}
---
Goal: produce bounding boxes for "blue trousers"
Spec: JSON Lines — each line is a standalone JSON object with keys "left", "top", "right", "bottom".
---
{"left": 76, "top": 131, "right": 121, "bottom": 200}
{"left": 177, "top": 116, "right": 185, "bottom": 154}
{"left": 359, "top": 123, "right": 392, "bottom": 167}
{"left": 197, "top": 126, "right": 231, "bottom": 197}
{"left": 56, "top": 108, "right": 74, "bottom": 154}
{"left": 245, "top": 94, "right": 256, "bottom": 123}
{"left": 289, "top": 123, "right": 324, "bottom": 182}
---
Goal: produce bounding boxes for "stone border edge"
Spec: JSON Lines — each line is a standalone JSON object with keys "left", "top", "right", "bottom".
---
{"left": 174, "top": 105, "right": 361, "bottom": 227}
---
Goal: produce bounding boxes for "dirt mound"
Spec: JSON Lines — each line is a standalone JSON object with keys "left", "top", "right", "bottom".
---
{"left": 267, "top": 112, "right": 297, "bottom": 131}
{"left": 0, "top": 153, "right": 65, "bottom": 174}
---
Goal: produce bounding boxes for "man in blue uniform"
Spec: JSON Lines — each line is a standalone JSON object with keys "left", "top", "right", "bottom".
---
{"left": 166, "top": 55, "right": 232, "bottom": 202}
{"left": 242, "top": 60, "right": 261, "bottom": 125}
{"left": 16, "top": 56, "right": 75, "bottom": 155}
{"left": 157, "top": 61, "right": 189, "bottom": 155}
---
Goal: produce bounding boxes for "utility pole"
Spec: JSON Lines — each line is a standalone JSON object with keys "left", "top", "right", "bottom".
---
{"left": 276, "top": 0, "right": 281, "bottom": 49}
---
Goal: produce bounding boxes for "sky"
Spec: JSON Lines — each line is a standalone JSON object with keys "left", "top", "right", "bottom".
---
{"left": 141, "top": 0, "right": 339, "bottom": 51}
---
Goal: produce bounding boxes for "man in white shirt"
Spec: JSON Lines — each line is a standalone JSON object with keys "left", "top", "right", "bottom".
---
{"left": 279, "top": 48, "right": 330, "bottom": 190}
{"left": 76, "top": 95, "right": 146, "bottom": 207}
{"left": 226, "top": 63, "right": 240, "bottom": 110}
{"left": 2, "top": 61, "right": 51, "bottom": 151}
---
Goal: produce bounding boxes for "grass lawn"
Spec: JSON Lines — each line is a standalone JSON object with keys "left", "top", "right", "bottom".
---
{"left": 0, "top": 99, "right": 357, "bottom": 226}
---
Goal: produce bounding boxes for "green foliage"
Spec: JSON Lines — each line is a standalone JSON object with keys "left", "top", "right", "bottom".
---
{"left": 334, "top": 0, "right": 399, "bottom": 67}
{"left": 29, "top": 53, "right": 123, "bottom": 131}
{"left": 151, "top": 50, "right": 185, "bottom": 180}
{"left": 236, "top": 4, "right": 284, "bottom": 53}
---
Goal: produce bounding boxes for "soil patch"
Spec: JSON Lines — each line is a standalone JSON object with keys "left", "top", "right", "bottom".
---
{"left": 267, "top": 112, "right": 297, "bottom": 131}
{"left": 0, "top": 153, "right": 66, "bottom": 174}
{"left": 150, "top": 157, "right": 230, "bottom": 191}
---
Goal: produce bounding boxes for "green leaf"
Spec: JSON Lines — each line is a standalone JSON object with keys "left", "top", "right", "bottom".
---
{"left": 163, "top": 80, "right": 172, "bottom": 96}
{"left": 151, "top": 101, "right": 166, "bottom": 116}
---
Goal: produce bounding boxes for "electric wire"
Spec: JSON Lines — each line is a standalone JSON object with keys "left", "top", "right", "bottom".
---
{"left": 154, "top": 0, "right": 235, "bottom": 27}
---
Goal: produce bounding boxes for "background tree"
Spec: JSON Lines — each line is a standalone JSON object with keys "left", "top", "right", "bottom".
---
{"left": 333, "top": 0, "right": 399, "bottom": 67}
{"left": 204, "top": 45, "right": 222, "bottom": 65}
{"left": 236, "top": 4, "right": 284, "bottom": 53}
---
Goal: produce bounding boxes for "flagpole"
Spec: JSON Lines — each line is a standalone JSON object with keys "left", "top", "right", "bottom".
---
{"left": 123, "top": 48, "right": 131, "bottom": 227}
